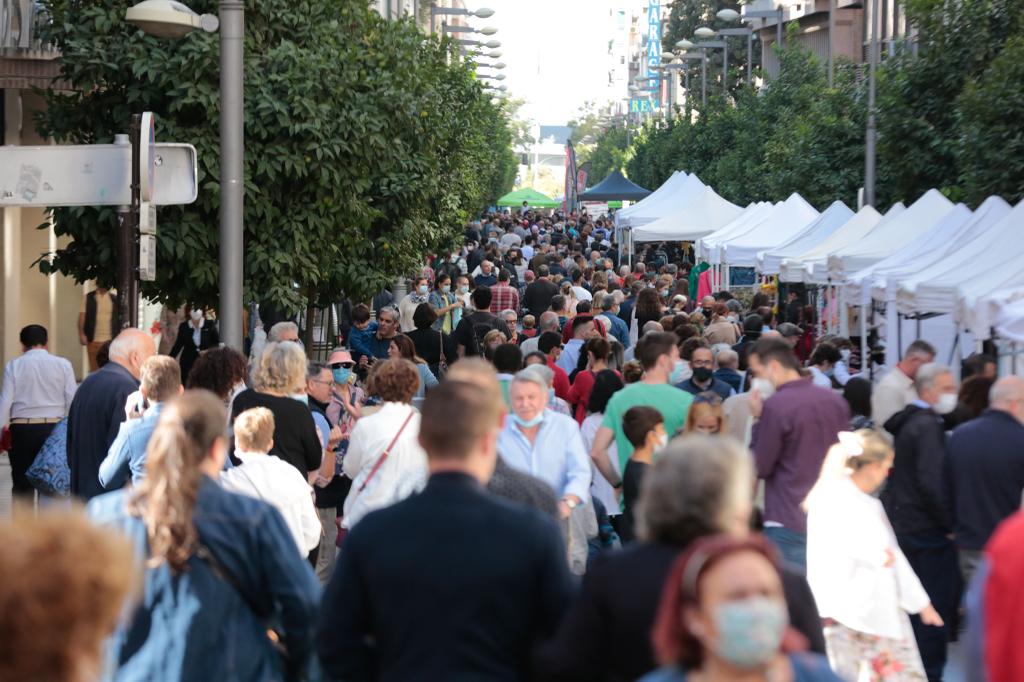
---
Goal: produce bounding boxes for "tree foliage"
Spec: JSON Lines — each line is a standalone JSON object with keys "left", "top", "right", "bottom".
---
{"left": 36, "top": 0, "right": 517, "bottom": 310}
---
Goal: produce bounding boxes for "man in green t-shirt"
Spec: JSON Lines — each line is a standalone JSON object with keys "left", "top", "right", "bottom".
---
{"left": 590, "top": 331, "right": 693, "bottom": 485}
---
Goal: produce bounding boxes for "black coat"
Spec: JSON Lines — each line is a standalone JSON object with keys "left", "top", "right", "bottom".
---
{"left": 317, "top": 472, "right": 573, "bottom": 682}
{"left": 168, "top": 320, "right": 219, "bottom": 383}
{"left": 882, "top": 404, "right": 952, "bottom": 535}
{"left": 67, "top": 362, "right": 138, "bottom": 500}
{"left": 536, "top": 542, "right": 826, "bottom": 682}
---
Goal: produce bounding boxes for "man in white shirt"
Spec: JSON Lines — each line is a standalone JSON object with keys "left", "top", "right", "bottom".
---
{"left": 221, "top": 407, "right": 322, "bottom": 556}
{"left": 0, "top": 325, "right": 77, "bottom": 501}
{"left": 872, "top": 340, "right": 936, "bottom": 428}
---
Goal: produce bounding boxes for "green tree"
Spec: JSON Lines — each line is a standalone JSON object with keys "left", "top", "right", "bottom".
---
{"left": 36, "top": 0, "right": 516, "bottom": 311}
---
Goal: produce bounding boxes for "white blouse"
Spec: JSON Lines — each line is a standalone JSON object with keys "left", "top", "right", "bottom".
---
{"left": 342, "top": 402, "right": 427, "bottom": 530}
{"left": 806, "top": 475, "right": 931, "bottom": 639}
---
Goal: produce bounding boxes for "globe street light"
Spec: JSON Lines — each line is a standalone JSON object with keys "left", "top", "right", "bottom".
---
{"left": 675, "top": 39, "right": 694, "bottom": 50}
{"left": 443, "top": 25, "right": 499, "bottom": 36}
{"left": 716, "top": 8, "right": 740, "bottom": 22}
{"left": 694, "top": 26, "right": 716, "bottom": 39}
{"left": 125, "top": 0, "right": 244, "bottom": 350}
{"left": 431, "top": 6, "right": 495, "bottom": 33}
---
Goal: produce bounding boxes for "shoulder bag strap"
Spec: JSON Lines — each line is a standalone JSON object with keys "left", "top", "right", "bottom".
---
{"left": 438, "top": 330, "right": 447, "bottom": 364}
{"left": 356, "top": 409, "right": 415, "bottom": 493}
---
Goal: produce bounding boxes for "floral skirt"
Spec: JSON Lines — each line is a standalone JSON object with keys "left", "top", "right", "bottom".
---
{"left": 824, "top": 615, "right": 927, "bottom": 681}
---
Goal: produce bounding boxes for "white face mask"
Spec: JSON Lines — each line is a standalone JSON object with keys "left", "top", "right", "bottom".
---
{"left": 840, "top": 348, "right": 852, "bottom": 362}
{"left": 751, "top": 378, "right": 775, "bottom": 399}
{"left": 190, "top": 309, "right": 203, "bottom": 322}
{"left": 934, "top": 392, "right": 958, "bottom": 415}
{"left": 656, "top": 433, "right": 669, "bottom": 450}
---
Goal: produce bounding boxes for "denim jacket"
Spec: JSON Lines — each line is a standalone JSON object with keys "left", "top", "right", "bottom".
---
{"left": 88, "top": 477, "right": 320, "bottom": 681}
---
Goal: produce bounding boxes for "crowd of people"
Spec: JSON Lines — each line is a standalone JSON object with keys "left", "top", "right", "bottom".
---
{"left": 1, "top": 207, "right": 1024, "bottom": 682}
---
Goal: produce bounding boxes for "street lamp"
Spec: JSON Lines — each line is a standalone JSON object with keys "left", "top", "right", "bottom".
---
{"left": 443, "top": 25, "right": 498, "bottom": 36}
{"left": 430, "top": 6, "right": 495, "bottom": 33}
{"left": 716, "top": 8, "right": 740, "bottom": 23}
{"left": 695, "top": 39, "right": 727, "bottom": 98}
{"left": 694, "top": 26, "right": 716, "bottom": 39}
{"left": 455, "top": 38, "right": 501, "bottom": 48}
{"left": 125, "top": 0, "right": 244, "bottom": 350}
{"left": 477, "top": 73, "right": 506, "bottom": 81}
{"left": 675, "top": 39, "right": 694, "bottom": 50}
{"left": 743, "top": 5, "right": 784, "bottom": 53}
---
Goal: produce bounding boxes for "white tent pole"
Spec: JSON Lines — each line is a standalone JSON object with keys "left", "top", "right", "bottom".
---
{"left": 860, "top": 304, "right": 869, "bottom": 380}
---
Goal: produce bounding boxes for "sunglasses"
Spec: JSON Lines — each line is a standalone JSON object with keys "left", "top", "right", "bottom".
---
{"left": 331, "top": 362, "right": 355, "bottom": 369}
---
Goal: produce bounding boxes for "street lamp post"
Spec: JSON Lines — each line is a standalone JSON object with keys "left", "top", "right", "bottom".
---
{"left": 125, "top": 1, "right": 245, "bottom": 349}
{"left": 864, "top": 0, "right": 879, "bottom": 208}
{"left": 695, "top": 40, "right": 727, "bottom": 98}
{"left": 442, "top": 25, "right": 498, "bottom": 35}
{"left": 430, "top": 6, "right": 494, "bottom": 35}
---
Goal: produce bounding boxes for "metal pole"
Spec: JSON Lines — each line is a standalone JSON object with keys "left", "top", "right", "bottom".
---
{"left": 747, "top": 31, "right": 753, "bottom": 85}
{"left": 722, "top": 38, "right": 728, "bottom": 96}
{"left": 114, "top": 133, "right": 131, "bottom": 330}
{"left": 219, "top": 0, "right": 244, "bottom": 350}
{"left": 827, "top": 0, "right": 835, "bottom": 87}
{"left": 701, "top": 52, "right": 707, "bottom": 108}
{"left": 777, "top": 8, "right": 783, "bottom": 48}
{"left": 128, "top": 114, "right": 140, "bottom": 328}
{"left": 864, "top": 0, "right": 878, "bottom": 208}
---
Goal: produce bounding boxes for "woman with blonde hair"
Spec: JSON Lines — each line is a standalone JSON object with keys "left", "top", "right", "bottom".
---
{"left": 683, "top": 392, "right": 728, "bottom": 435}
{"left": 87, "top": 390, "right": 320, "bottom": 681}
{"left": 806, "top": 429, "right": 942, "bottom": 681}
{"left": 560, "top": 280, "right": 580, "bottom": 315}
{"left": 231, "top": 341, "right": 322, "bottom": 482}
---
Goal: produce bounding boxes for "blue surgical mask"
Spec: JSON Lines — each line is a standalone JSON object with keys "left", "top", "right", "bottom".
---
{"left": 709, "top": 597, "right": 788, "bottom": 668}
{"left": 460, "top": 285, "right": 470, "bottom": 294}
{"left": 290, "top": 393, "right": 308, "bottom": 406}
{"left": 669, "top": 359, "right": 686, "bottom": 384}
{"left": 332, "top": 367, "right": 351, "bottom": 385}
{"left": 442, "top": 284, "right": 451, "bottom": 293}
{"left": 511, "top": 412, "right": 544, "bottom": 428}
{"left": 417, "top": 285, "right": 428, "bottom": 295}
{"left": 548, "top": 387, "right": 556, "bottom": 403}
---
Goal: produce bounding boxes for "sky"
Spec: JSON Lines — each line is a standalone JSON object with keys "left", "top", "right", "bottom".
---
{"left": 478, "top": 0, "right": 616, "bottom": 127}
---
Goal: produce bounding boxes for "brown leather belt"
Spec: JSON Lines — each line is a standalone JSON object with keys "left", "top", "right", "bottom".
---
{"left": 10, "top": 417, "right": 62, "bottom": 425}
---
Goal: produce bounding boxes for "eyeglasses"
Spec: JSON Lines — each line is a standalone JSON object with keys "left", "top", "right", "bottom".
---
{"left": 331, "top": 362, "right": 355, "bottom": 369}
{"left": 309, "top": 378, "right": 332, "bottom": 386}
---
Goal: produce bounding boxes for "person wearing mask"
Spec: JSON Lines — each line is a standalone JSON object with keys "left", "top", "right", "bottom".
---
{"left": 683, "top": 393, "right": 727, "bottom": 435}
{"left": 488, "top": 268, "right": 520, "bottom": 316}
{"left": 722, "top": 347, "right": 768, "bottom": 449}
{"left": 68, "top": 328, "right": 156, "bottom": 500}
{"left": 167, "top": 308, "right": 219, "bottom": 383}
{"left": 580, "top": 370, "right": 626, "bottom": 531}
{"left": 340, "top": 359, "right": 426, "bottom": 534}
{"left": 643, "top": 535, "right": 840, "bottom": 682}
{"left": 406, "top": 303, "right": 456, "bottom": 380}
{"left": 947, "top": 376, "right": 1024, "bottom": 584}
{"left": 230, "top": 342, "right": 322, "bottom": 483}
{"left": 594, "top": 292, "right": 630, "bottom": 349}
{"left": 78, "top": 286, "right": 120, "bottom": 373}
{"left": 0, "top": 509, "right": 140, "bottom": 682}
{"left": 88, "top": 391, "right": 320, "bottom": 681}
{"left": 807, "top": 343, "right": 841, "bottom": 390}
{"left": 497, "top": 368, "right": 591, "bottom": 520}
{"left": 732, "top": 314, "right": 763, "bottom": 372}
{"left": 872, "top": 340, "right": 937, "bottom": 428}
{"left": 220, "top": 407, "right": 322, "bottom": 556}
{"left": 428, "top": 273, "right": 462, "bottom": 335}
{"left": 750, "top": 337, "right": 850, "bottom": 572}
{"left": 539, "top": 437, "right": 827, "bottom": 682}
{"left": 0, "top": 325, "right": 77, "bottom": 501}
{"left": 807, "top": 430, "right": 942, "bottom": 680}
{"left": 537, "top": 331, "right": 573, "bottom": 402}
{"left": 318, "top": 379, "right": 572, "bottom": 681}
{"left": 453, "top": 286, "right": 506, "bottom": 358}
{"left": 675, "top": 345, "right": 735, "bottom": 401}
{"left": 702, "top": 303, "right": 738, "bottom": 346}
{"left": 619, "top": 406, "right": 666, "bottom": 544}
{"left": 880, "top": 363, "right": 959, "bottom": 681}
{"left": 398, "top": 276, "right": 431, "bottom": 333}
{"left": 99, "top": 356, "right": 183, "bottom": 489}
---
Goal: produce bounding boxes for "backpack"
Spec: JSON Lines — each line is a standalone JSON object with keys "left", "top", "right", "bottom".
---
{"left": 468, "top": 312, "right": 502, "bottom": 357}
{"left": 25, "top": 418, "right": 70, "bottom": 496}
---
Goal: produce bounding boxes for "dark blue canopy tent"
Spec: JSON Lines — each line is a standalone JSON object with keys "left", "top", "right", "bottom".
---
{"left": 579, "top": 170, "right": 651, "bottom": 202}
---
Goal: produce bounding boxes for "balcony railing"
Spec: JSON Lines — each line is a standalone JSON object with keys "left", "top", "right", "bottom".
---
{"left": 1, "top": 0, "right": 58, "bottom": 58}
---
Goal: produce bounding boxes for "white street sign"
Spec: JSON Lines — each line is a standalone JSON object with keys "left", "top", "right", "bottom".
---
{"left": 0, "top": 143, "right": 198, "bottom": 207}
{"left": 139, "top": 112, "right": 156, "bottom": 202}
{"left": 139, "top": 202, "right": 157, "bottom": 236}
{"left": 139, "top": 234, "right": 157, "bottom": 281}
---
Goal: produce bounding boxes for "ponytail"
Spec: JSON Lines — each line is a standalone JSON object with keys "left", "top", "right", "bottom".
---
{"left": 128, "top": 390, "right": 227, "bottom": 572}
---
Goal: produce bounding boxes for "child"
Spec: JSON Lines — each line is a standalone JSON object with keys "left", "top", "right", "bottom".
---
{"left": 519, "top": 314, "right": 538, "bottom": 340}
{"left": 220, "top": 408, "right": 322, "bottom": 556}
{"left": 347, "top": 304, "right": 377, "bottom": 366}
{"left": 619, "top": 405, "right": 666, "bottom": 543}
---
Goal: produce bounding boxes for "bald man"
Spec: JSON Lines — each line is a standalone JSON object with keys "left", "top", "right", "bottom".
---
{"left": 68, "top": 328, "right": 156, "bottom": 500}
{"left": 947, "top": 375, "right": 1024, "bottom": 583}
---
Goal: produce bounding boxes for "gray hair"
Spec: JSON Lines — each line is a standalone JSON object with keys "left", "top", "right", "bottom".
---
{"left": 642, "top": 320, "right": 664, "bottom": 335}
{"left": 636, "top": 435, "right": 754, "bottom": 546}
{"left": 716, "top": 348, "right": 739, "bottom": 369}
{"left": 108, "top": 328, "right": 152, "bottom": 361}
{"left": 538, "top": 311, "right": 560, "bottom": 331}
{"left": 914, "top": 362, "right": 951, "bottom": 395}
{"left": 306, "top": 360, "right": 328, "bottom": 380}
{"left": 500, "top": 309, "right": 518, "bottom": 322}
{"left": 906, "top": 340, "right": 937, "bottom": 360}
{"left": 990, "top": 376, "right": 1024, "bottom": 407}
{"left": 595, "top": 292, "right": 615, "bottom": 311}
{"left": 377, "top": 306, "right": 399, "bottom": 322}
{"left": 255, "top": 341, "right": 307, "bottom": 393}
{"left": 514, "top": 365, "right": 552, "bottom": 391}
{"left": 268, "top": 321, "right": 299, "bottom": 342}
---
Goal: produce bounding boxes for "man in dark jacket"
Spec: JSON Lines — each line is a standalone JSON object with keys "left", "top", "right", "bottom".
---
{"left": 67, "top": 329, "right": 155, "bottom": 500}
{"left": 317, "top": 380, "right": 572, "bottom": 681}
{"left": 947, "top": 376, "right": 1024, "bottom": 584}
{"left": 732, "top": 313, "right": 763, "bottom": 372}
{"left": 522, "top": 265, "right": 560, "bottom": 320}
{"left": 881, "top": 362, "right": 960, "bottom": 682}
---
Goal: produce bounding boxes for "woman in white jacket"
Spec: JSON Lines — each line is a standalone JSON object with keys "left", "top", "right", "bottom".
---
{"left": 806, "top": 430, "right": 943, "bottom": 681}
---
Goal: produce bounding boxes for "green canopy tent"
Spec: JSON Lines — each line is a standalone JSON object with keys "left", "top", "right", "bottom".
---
{"left": 496, "top": 187, "right": 561, "bottom": 208}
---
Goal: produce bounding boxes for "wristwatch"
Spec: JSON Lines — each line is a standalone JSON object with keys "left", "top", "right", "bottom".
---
{"left": 563, "top": 497, "right": 579, "bottom": 510}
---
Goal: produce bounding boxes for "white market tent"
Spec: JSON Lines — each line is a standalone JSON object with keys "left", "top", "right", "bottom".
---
{"left": 719, "top": 194, "right": 820, "bottom": 267}
{"left": 630, "top": 185, "right": 744, "bottom": 243}
{"left": 757, "top": 201, "right": 854, "bottom": 275}
{"left": 779, "top": 204, "right": 890, "bottom": 283}
{"left": 994, "top": 293, "right": 1024, "bottom": 343}
{"left": 897, "top": 198, "right": 1024, "bottom": 317}
{"left": 856, "top": 196, "right": 1012, "bottom": 306}
{"left": 616, "top": 172, "right": 705, "bottom": 226}
{"left": 826, "top": 189, "right": 955, "bottom": 283}
{"left": 696, "top": 202, "right": 775, "bottom": 263}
